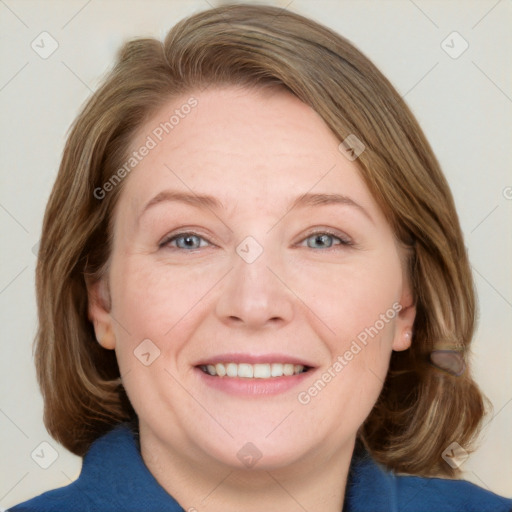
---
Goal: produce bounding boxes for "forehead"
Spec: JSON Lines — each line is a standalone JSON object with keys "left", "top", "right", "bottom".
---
{"left": 119, "top": 85, "right": 379, "bottom": 221}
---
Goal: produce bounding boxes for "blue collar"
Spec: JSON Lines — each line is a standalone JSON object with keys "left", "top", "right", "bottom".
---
{"left": 74, "top": 422, "right": 392, "bottom": 511}
{"left": 76, "top": 423, "right": 182, "bottom": 510}
{"left": 69, "top": 423, "right": 511, "bottom": 512}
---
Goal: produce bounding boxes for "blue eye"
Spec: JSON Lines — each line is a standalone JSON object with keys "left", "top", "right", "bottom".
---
{"left": 303, "top": 232, "right": 350, "bottom": 249}
{"left": 162, "top": 233, "right": 209, "bottom": 250}
{"left": 160, "top": 230, "right": 351, "bottom": 251}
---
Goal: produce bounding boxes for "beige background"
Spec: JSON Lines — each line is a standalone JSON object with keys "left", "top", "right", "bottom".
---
{"left": 1, "top": 0, "right": 511, "bottom": 509}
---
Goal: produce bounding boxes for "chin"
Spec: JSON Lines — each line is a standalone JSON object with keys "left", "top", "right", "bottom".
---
{"left": 201, "top": 435, "right": 309, "bottom": 472}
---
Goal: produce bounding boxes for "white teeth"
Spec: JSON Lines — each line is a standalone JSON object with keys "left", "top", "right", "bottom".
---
{"left": 238, "top": 363, "right": 253, "bottom": 378}
{"left": 226, "top": 363, "right": 238, "bottom": 377}
{"left": 254, "top": 364, "right": 271, "bottom": 378}
{"left": 271, "top": 363, "right": 283, "bottom": 377}
{"left": 283, "top": 363, "right": 294, "bottom": 376}
{"left": 202, "top": 362, "right": 306, "bottom": 378}
{"left": 215, "top": 363, "right": 226, "bottom": 377}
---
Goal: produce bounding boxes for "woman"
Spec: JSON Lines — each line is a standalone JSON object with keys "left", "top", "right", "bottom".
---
{"left": 9, "top": 3, "right": 512, "bottom": 511}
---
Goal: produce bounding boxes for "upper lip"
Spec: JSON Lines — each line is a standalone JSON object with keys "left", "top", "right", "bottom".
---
{"left": 194, "top": 353, "right": 315, "bottom": 368}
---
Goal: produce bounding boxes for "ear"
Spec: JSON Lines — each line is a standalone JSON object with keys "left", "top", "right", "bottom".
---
{"left": 86, "top": 278, "right": 116, "bottom": 350}
{"left": 392, "top": 287, "right": 416, "bottom": 352}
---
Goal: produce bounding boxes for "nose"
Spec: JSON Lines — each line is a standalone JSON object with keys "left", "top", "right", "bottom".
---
{"left": 215, "top": 245, "right": 294, "bottom": 330}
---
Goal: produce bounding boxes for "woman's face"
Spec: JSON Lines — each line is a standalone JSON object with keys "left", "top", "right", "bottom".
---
{"left": 89, "top": 85, "right": 415, "bottom": 471}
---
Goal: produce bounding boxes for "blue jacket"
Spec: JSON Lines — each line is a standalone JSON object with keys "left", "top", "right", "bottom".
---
{"left": 8, "top": 423, "right": 512, "bottom": 511}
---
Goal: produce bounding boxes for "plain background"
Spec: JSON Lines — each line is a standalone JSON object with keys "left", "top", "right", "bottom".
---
{"left": 0, "top": 0, "right": 511, "bottom": 509}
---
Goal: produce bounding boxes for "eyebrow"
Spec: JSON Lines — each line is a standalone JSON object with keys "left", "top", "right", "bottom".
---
{"left": 137, "top": 190, "right": 373, "bottom": 224}
{"left": 289, "top": 192, "right": 373, "bottom": 223}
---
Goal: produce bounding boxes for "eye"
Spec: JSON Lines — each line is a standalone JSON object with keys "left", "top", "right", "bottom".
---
{"left": 160, "top": 232, "right": 210, "bottom": 250}
{"left": 300, "top": 231, "right": 351, "bottom": 249}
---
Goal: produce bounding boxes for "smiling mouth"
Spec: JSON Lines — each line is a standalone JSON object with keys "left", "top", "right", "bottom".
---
{"left": 198, "top": 362, "right": 311, "bottom": 379}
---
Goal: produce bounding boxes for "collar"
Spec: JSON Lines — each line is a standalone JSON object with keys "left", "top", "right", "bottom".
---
{"left": 77, "top": 423, "right": 396, "bottom": 512}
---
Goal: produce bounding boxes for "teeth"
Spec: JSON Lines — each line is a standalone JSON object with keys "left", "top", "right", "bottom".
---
{"left": 271, "top": 363, "right": 283, "bottom": 377}
{"left": 202, "top": 362, "right": 306, "bottom": 378}
{"left": 283, "top": 363, "right": 294, "bottom": 376}
{"left": 226, "top": 363, "right": 238, "bottom": 377}
{"left": 238, "top": 363, "right": 253, "bottom": 378}
{"left": 215, "top": 363, "right": 226, "bottom": 377}
{"left": 254, "top": 364, "right": 271, "bottom": 378}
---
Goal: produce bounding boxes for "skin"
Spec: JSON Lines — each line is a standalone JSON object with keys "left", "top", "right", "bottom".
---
{"left": 88, "top": 85, "right": 416, "bottom": 512}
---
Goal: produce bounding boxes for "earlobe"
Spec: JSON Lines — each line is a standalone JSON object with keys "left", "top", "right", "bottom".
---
{"left": 86, "top": 278, "right": 116, "bottom": 350}
{"left": 97, "top": 325, "right": 116, "bottom": 350}
{"left": 393, "top": 327, "right": 413, "bottom": 352}
{"left": 392, "top": 301, "right": 416, "bottom": 352}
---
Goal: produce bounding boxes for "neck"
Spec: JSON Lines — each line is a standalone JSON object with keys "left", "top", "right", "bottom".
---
{"left": 139, "top": 423, "right": 355, "bottom": 512}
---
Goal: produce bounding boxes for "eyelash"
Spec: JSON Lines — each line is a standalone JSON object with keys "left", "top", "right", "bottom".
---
{"left": 159, "top": 229, "right": 353, "bottom": 251}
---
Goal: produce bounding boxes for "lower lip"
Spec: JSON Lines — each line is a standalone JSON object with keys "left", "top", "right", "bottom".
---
{"left": 194, "top": 367, "right": 313, "bottom": 396}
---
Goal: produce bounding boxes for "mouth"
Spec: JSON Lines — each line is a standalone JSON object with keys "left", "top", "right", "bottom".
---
{"left": 194, "top": 355, "right": 315, "bottom": 395}
{"left": 198, "top": 362, "right": 311, "bottom": 379}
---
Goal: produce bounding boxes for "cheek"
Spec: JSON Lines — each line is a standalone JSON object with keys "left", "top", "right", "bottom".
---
{"left": 113, "top": 257, "right": 177, "bottom": 326}
{"left": 290, "top": 246, "right": 403, "bottom": 422}
{"left": 289, "top": 249, "right": 403, "bottom": 349}
{"left": 313, "top": 251, "right": 403, "bottom": 418}
{"left": 109, "top": 253, "right": 226, "bottom": 354}
{"left": 107, "top": 253, "right": 222, "bottom": 422}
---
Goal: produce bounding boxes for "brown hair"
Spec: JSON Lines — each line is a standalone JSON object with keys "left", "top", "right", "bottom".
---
{"left": 35, "top": 3, "right": 485, "bottom": 477}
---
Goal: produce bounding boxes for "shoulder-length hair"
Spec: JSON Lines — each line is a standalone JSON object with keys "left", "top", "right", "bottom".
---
{"left": 35, "top": 3, "right": 485, "bottom": 477}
